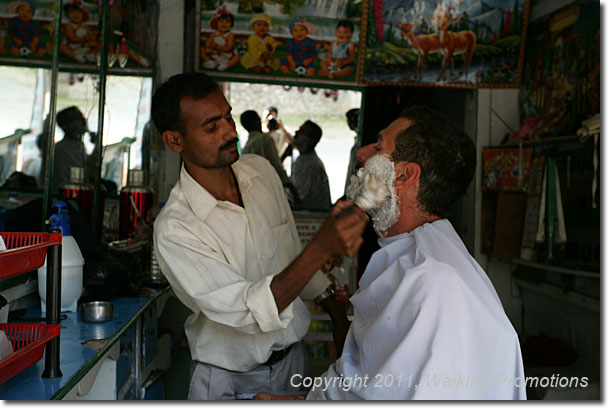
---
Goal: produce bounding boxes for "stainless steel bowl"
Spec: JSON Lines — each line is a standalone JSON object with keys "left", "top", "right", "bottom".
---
{"left": 80, "top": 301, "right": 114, "bottom": 323}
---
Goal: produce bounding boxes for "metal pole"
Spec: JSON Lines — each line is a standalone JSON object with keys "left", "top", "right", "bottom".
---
{"left": 42, "top": 239, "right": 62, "bottom": 378}
{"left": 93, "top": 0, "right": 110, "bottom": 241}
{"left": 41, "top": 0, "right": 65, "bottom": 231}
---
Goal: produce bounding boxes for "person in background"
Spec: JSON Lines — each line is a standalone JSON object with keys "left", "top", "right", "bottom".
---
{"left": 343, "top": 108, "right": 360, "bottom": 194}
{"left": 240, "top": 109, "right": 301, "bottom": 204}
{"left": 291, "top": 120, "right": 331, "bottom": 209}
{"left": 151, "top": 72, "right": 367, "bottom": 400}
{"left": 52, "top": 106, "right": 87, "bottom": 194}
{"left": 255, "top": 105, "right": 526, "bottom": 400}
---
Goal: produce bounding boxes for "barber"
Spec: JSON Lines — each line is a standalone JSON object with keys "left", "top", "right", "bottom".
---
{"left": 151, "top": 72, "right": 367, "bottom": 400}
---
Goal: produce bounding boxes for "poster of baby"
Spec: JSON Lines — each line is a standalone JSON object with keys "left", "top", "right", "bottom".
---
{"left": 198, "top": 0, "right": 362, "bottom": 84}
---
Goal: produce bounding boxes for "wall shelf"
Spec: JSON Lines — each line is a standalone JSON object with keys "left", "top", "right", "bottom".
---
{"left": 510, "top": 259, "right": 600, "bottom": 279}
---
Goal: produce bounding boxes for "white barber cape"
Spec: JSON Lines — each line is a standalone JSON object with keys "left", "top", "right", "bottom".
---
{"left": 307, "top": 219, "right": 526, "bottom": 400}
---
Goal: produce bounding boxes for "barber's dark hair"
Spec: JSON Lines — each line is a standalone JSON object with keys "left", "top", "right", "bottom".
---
{"left": 392, "top": 105, "right": 475, "bottom": 217}
{"left": 303, "top": 120, "right": 322, "bottom": 146}
{"left": 267, "top": 106, "right": 278, "bottom": 116}
{"left": 240, "top": 110, "right": 262, "bottom": 132}
{"left": 151, "top": 72, "right": 221, "bottom": 135}
{"left": 337, "top": 19, "right": 354, "bottom": 32}
{"left": 267, "top": 117, "right": 279, "bottom": 131}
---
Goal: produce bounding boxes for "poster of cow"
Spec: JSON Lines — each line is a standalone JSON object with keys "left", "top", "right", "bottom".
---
{"left": 360, "top": 0, "right": 530, "bottom": 87}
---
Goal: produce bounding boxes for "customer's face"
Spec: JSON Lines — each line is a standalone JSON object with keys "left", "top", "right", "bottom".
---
{"left": 356, "top": 117, "right": 412, "bottom": 165}
{"left": 177, "top": 91, "right": 239, "bottom": 169}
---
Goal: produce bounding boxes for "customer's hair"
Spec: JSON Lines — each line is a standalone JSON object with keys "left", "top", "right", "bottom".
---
{"left": 303, "top": 120, "right": 322, "bottom": 146}
{"left": 240, "top": 110, "right": 262, "bottom": 132}
{"left": 392, "top": 105, "right": 475, "bottom": 217}
{"left": 151, "top": 72, "right": 220, "bottom": 135}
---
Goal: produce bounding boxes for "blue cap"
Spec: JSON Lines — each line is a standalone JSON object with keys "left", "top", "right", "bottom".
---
{"left": 49, "top": 200, "right": 71, "bottom": 236}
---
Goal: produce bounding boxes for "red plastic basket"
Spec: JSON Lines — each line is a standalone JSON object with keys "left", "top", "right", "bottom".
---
{"left": 0, "top": 323, "right": 61, "bottom": 383}
{"left": 0, "top": 232, "right": 62, "bottom": 280}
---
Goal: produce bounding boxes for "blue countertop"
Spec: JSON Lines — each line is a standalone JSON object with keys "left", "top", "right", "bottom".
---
{"left": 0, "top": 290, "right": 167, "bottom": 400}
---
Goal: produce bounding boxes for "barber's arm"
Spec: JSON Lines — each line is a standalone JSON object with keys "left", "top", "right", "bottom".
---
{"left": 270, "top": 200, "right": 367, "bottom": 312}
{"left": 156, "top": 231, "right": 298, "bottom": 334}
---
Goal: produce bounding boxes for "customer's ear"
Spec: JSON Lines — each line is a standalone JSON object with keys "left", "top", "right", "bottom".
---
{"left": 394, "top": 161, "right": 421, "bottom": 189}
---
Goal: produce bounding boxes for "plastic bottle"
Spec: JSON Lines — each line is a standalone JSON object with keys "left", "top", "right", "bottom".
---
{"left": 38, "top": 201, "right": 84, "bottom": 313}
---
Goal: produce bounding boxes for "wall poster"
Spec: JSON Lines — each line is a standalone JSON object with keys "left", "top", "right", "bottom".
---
{"left": 197, "top": 0, "right": 362, "bottom": 84}
{"left": 360, "top": 0, "right": 530, "bottom": 87}
{"left": 518, "top": 0, "right": 599, "bottom": 139}
{"left": 0, "top": 0, "right": 157, "bottom": 70}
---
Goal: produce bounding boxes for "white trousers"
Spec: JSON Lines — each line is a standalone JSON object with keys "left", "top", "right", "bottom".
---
{"left": 187, "top": 342, "right": 310, "bottom": 400}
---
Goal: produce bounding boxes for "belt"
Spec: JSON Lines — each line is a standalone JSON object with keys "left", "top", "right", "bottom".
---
{"left": 264, "top": 344, "right": 293, "bottom": 366}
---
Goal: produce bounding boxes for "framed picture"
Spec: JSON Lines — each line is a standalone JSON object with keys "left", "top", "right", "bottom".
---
{"left": 0, "top": 0, "right": 155, "bottom": 70}
{"left": 196, "top": 0, "right": 362, "bottom": 85}
{"left": 518, "top": 0, "right": 600, "bottom": 139}
{"left": 359, "top": 0, "right": 530, "bottom": 87}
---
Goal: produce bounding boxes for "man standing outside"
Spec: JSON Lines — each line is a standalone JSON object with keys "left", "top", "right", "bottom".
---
{"left": 256, "top": 105, "right": 526, "bottom": 400}
{"left": 240, "top": 109, "right": 301, "bottom": 204}
{"left": 52, "top": 106, "right": 88, "bottom": 193}
{"left": 291, "top": 120, "right": 331, "bottom": 209}
{"left": 151, "top": 72, "right": 367, "bottom": 400}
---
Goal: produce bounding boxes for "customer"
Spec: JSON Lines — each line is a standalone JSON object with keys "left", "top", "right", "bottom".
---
{"left": 255, "top": 106, "right": 526, "bottom": 400}
{"left": 291, "top": 120, "right": 331, "bottom": 209}
{"left": 151, "top": 72, "right": 367, "bottom": 400}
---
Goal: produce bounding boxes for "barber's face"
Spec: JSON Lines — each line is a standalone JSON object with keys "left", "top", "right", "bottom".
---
{"left": 174, "top": 91, "right": 239, "bottom": 169}
{"left": 356, "top": 117, "right": 412, "bottom": 165}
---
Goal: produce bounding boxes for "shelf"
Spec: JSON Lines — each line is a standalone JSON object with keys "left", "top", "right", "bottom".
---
{"left": 510, "top": 259, "right": 600, "bottom": 279}
{"left": 515, "top": 279, "right": 599, "bottom": 313}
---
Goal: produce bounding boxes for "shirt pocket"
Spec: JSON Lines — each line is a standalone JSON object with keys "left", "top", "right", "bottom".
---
{"left": 258, "top": 221, "right": 294, "bottom": 271}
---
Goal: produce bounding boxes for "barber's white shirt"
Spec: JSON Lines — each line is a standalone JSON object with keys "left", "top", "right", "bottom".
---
{"left": 154, "top": 154, "right": 329, "bottom": 372}
{"left": 308, "top": 219, "right": 526, "bottom": 400}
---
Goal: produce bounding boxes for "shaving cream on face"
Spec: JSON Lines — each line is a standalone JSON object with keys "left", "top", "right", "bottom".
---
{"left": 346, "top": 154, "right": 400, "bottom": 234}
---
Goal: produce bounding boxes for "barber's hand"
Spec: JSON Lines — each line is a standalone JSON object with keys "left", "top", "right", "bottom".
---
{"left": 253, "top": 392, "right": 305, "bottom": 400}
{"left": 312, "top": 200, "right": 367, "bottom": 259}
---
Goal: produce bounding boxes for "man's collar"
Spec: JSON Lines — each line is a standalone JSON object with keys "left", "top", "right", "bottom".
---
{"left": 179, "top": 157, "right": 262, "bottom": 221}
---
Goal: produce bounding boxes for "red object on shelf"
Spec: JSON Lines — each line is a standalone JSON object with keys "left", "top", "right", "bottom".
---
{"left": 0, "top": 232, "right": 62, "bottom": 279}
{"left": 0, "top": 323, "right": 61, "bottom": 383}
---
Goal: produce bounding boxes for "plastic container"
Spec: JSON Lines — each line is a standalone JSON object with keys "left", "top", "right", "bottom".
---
{"left": 38, "top": 201, "right": 84, "bottom": 313}
{"left": 0, "top": 232, "right": 62, "bottom": 279}
{"left": 0, "top": 323, "right": 61, "bottom": 383}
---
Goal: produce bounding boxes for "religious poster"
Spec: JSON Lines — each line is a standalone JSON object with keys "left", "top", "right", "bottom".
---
{"left": 481, "top": 147, "right": 533, "bottom": 192}
{"left": 0, "top": 0, "right": 156, "bottom": 70}
{"left": 360, "top": 0, "right": 530, "bottom": 87}
{"left": 197, "top": 0, "right": 362, "bottom": 84}
{"left": 518, "top": 0, "right": 599, "bottom": 140}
